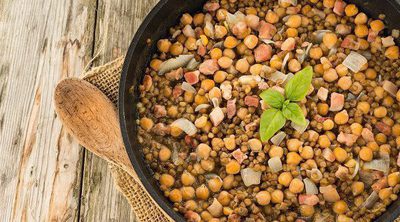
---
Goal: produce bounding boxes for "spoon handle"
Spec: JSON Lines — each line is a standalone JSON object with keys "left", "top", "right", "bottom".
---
{"left": 54, "top": 78, "right": 138, "bottom": 179}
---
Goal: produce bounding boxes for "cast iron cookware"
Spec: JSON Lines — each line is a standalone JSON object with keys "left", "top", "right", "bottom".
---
{"left": 119, "top": 0, "right": 400, "bottom": 221}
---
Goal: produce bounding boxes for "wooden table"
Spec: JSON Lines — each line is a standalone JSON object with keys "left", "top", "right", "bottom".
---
{"left": 0, "top": 0, "right": 159, "bottom": 221}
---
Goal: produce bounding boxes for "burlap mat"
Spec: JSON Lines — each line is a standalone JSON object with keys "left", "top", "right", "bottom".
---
{"left": 82, "top": 57, "right": 171, "bottom": 222}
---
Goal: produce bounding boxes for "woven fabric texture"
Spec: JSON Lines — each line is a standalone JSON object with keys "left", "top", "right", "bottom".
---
{"left": 82, "top": 57, "right": 171, "bottom": 222}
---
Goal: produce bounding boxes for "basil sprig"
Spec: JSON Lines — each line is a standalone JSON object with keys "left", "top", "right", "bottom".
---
{"left": 259, "top": 66, "right": 313, "bottom": 142}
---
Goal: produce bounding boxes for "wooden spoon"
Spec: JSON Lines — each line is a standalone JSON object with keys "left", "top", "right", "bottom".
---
{"left": 54, "top": 78, "right": 136, "bottom": 178}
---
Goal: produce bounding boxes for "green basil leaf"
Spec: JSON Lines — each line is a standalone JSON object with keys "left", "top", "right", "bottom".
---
{"left": 259, "top": 89, "right": 285, "bottom": 109}
{"left": 284, "top": 66, "right": 313, "bottom": 101}
{"left": 260, "top": 108, "right": 286, "bottom": 142}
{"left": 282, "top": 103, "right": 307, "bottom": 126}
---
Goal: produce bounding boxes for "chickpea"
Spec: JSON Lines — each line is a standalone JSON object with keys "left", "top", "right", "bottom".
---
{"left": 322, "top": 33, "right": 338, "bottom": 49}
{"left": 388, "top": 172, "right": 400, "bottom": 187}
{"left": 289, "top": 178, "right": 304, "bottom": 193}
{"left": 218, "top": 56, "right": 233, "bottom": 69}
{"left": 385, "top": 46, "right": 399, "bottom": 60}
{"left": 215, "top": 25, "right": 228, "bottom": 39}
{"left": 286, "top": 152, "right": 302, "bottom": 165}
{"left": 201, "top": 79, "right": 215, "bottom": 92}
{"left": 352, "top": 181, "right": 365, "bottom": 196}
{"left": 288, "top": 59, "right": 301, "bottom": 72}
{"left": 299, "top": 205, "right": 315, "bottom": 217}
{"left": 350, "top": 123, "right": 363, "bottom": 136}
{"left": 150, "top": 59, "right": 162, "bottom": 71}
{"left": 334, "top": 110, "right": 349, "bottom": 125}
{"left": 170, "top": 42, "right": 184, "bottom": 55}
{"left": 226, "top": 160, "right": 240, "bottom": 174}
{"left": 286, "top": 15, "right": 301, "bottom": 28}
{"left": 181, "top": 187, "right": 195, "bottom": 200}
{"left": 286, "top": 28, "right": 298, "bottom": 37}
{"left": 224, "top": 36, "right": 239, "bottom": 49}
{"left": 317, "top": 103, "right": 329, "bottom": 116}
{"left": 159, "top": 147, "right": 171, "bottom": 161}
{"left": 393, "top": 124, "right": 400, "bottom": 137}
{"left": 250, "top": 64, "right": 263, "bottom": 75}
{"left": 181, "top": 171, "right": 196, "bottom": 186}
{"left": 374, "top": 106, "right": 387, "bottom": 118}
{"left": 337, "top": 76, "right": 352, "bottom": 90}
{"left": 323, "top": 119, "right": 335, "bottom": 131}
{"left": 345, "top": 4, "right": 358, "bottom": 17}
{"left": 160, "top": 174, "right": 175, "bottom": 188}
{"left": 318, "top": 135, "right": 331, "bottom": 148}
{"left": 335, "top": 64, "right": 349, "bottom": 77}
{"left": 200, "top": 211, "right": 212, "bottom": 221}
{"left": 224, "top": 135, "right": 236, "bottom": 150}
{"left": 357, "top": 101, "right": 370, "bottom": 114}
{"left": 157, "top": 39, "right": 171, "bottom": 53}
{"left": 379, "top": 188, "right": 393, "bottom": 200}
{"left": 333, "top": 200, "right": 348, "bottom": 214}
{"left": 140, "top": 117, "right": 154, "bottom": 131}
{"left": 235, "top": 58, "right": 250, "bottom": 73}
{"left": 287, "top": 139, "right": 302, "bottom": 152}
{"left": 197, "top": 143, "right": 211, "bottom": 159}
{"left": 271, "top": 190, "right": 284, "bottom": 203}
{"left": 223, "top": 175, "right": 234, "bottom": 190}
{"left": 375, "top": 86, "right": 385, "bottom": 100}
{"left": 200, "top": 35, "right": 208, "bottom": 46}
{"left": 278, "top": 172, "right": 293, "bottom": 187}
{"left": 256, "top": 191, "right": 271, "bottom": 206}
{"left": 195, "top": 184, "right": 210, "bottom": 200}
{"left": 355, "top": 12, "right": 368, "bottom": 25}
{"left": 218, "top": 191, "right": 231, "bottom": 206}
{"left": 365, "top": 68, "right": 377, "bottom": 80}
{"left": 355, "top": 25, "right": 368, "bottom": 38}
{"left": 323, "top": 68, "right": 338, "bottom": 82}
{"left": 265, "top": 10, "right": 279, "bottom": 24}
{"left": 397, "top": 90, "right": 400, "bottom": 102}
{"left": 184, "top": 200, "right": 198, "bottom": 211}
{"left": 169, "top": 189, "right": 182, "bottom": 202}
{"left": 210, "top": 48, "right": 222, "bottom": 59}
{"left": 243, "top": 35, "right": 258, "bottom": 49}
{"left": 333, "top": 147, "right": 348, "bottom": 163}
{"left": 269, "top": 145, "right": 284, "bottom": 158}
{"left": 248, "top": 138, "right": 262, "bottom": 152}
{"left": 370, "top": 20, "right": 385, "bottom": 32}
{"left": 300, "top": 146, "right": 314, "bottom": 159}
{"left": 180, "top": 13, "right": 193, "bottom": 25}
{"left": 309, "top": 47, "right": 323, "bottom": 60}
{"left": 359, "top": 147, "right": 373, "bottom": 161}
{"left": 208, "top": 177, "right": 223, "bottom": 192}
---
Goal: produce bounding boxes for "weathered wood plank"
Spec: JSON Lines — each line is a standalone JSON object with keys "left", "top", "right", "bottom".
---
{"left": 0, "top": 0, "right": 96, "bottom": 221}
{"left": 79, "top": 0, "right": 159, "bottom": 221}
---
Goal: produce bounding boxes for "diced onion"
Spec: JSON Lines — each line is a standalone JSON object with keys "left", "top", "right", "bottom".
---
{"left": 171, "top": 118, "right": 197, "bottom": 136}
{"left": 299, "top": 43, "right": 313, "bottom": 64}
{"left": 226, "top": 11, "right": 245, "bottom": 29}
{"left": 205, "top": 173, "right": 221, "bottom": 180}
{"left": 172, "top": 30, "right": 181, "bottom": 39}
{"left": 271, "top": 131, "right": 286, "bottom": 145}
{"left": 312, "top": 30, "right": 330, "bottom": 43}
{"left": 213, "top": 41, "right": 224, "bottom": 48}
{"left": 181, "top": 82, "right": 197, "bottom": 93}
{"left": 281, "top": 53, "right": 290, "bottom": 72}
{"left": 172, "top": 144, "right": 182, "bottom": 165}
{"left": 186, "top": 58, "right": 200, "bottom": 71}
{"left": 307, "top": 168, "right": 323, "bottom": 181}
{"left": 261, "top": 39, "right": 275, "bottom": 44}
{"left": 291, "top": 119, "right": 309, "bottom": 134}
{"left": 211, "top": 98, "right": 220, "bottom": 108}
{"left": 278, "top": 0, "right": 297, "bottom": 6}
{"left": 342, "top": 51, "right": 367, "bottom": 73}
{"left": 363, "top": 155, "right": 390, "bottom": 175}
{"left": 268, "top": 157, "right": 283, "bottom": 173}
{"left": 362, "top": 191, "right": 379, "bottom": 209}
{"left": 241, "top": 168, "right": 262, "bottom": 187}
{"left": 269, "top": 71, "right": 288, "bottom": 83}
{"left": 282, "top": 73, "right": 294, "bottom": 86}
{"left": 350, "top": 157, "right": 360, "bottom": 179}
{"left": 319, "top": 185, "right": 340, "bottom": 202}
{"left": 238, "top": 75, "right": 261, "bottom": 85}
{"left": 382, "top": 80, "right": 398, "bottom": 97}
{"left": 195, "top": 104, "right": 210, "bottom": 112}
{"left": 207, "top": 198, "right": 223, "bottom": 217}
{"left": 322, "top": 148, "right": 335, "bottom": 162}
{"left": 158, "top": 54, "right": 194, "bottom": 75}
{"left": 303, "top": 178, "right": 318, "bottom": 195}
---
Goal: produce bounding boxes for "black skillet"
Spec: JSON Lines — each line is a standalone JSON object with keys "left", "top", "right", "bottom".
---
{"left": 119, "top": 0, "right": 400, "bottom": 221}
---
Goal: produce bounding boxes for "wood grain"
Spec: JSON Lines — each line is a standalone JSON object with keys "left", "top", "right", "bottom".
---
{"left": 0, "top": 0, "right": 96, "bottom": 221}
{"left": 79, "top": 0, "right": 159, "bottom": 221}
